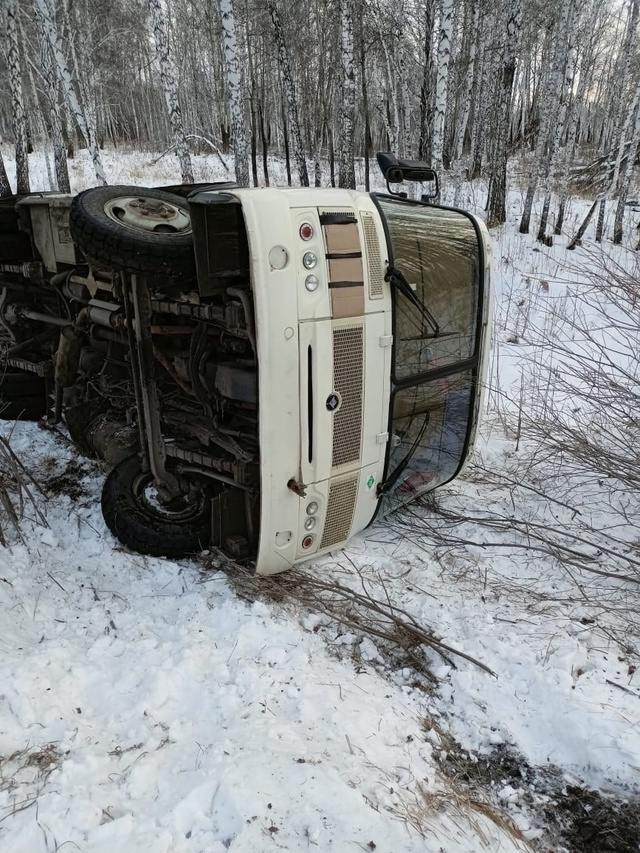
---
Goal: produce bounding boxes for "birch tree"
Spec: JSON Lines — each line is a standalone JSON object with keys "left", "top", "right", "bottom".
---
{"left": 338, "top": 0, "right": 356, "bottom": 189}
{"left": 218, "top": 0, "right": 249, "bottom": 187}
{"left": 148, "top": 0, "right": 194, "bottom": 184}
{"left": 537, "top": 0, "right": 577, "bottom": 243}
{"left": 33, "top": 0, "right": 107, "bottom": 185}
{"left": 487, "top": 0, "right": 521, "bottom": 226}
{"left": 594, "top": 0, "right": 639, "bottom": 241}
{"left": 452, "top": 0, "right": 480, "bottom": 205}
{"left": 612, "top": 82, "right": 640, "bottom": 244}
{"left": 41, "top": 39, "right": 71, "bottom": 192}
{"left": 0, "top": 148, "right": 11, "bottom": 199}
{"left": 431, "top": 0, "right": 453, "bottom": 191}
{"left": 6, "top": 0, "right": 30, "bottom": 194}
{"left": 266, "top": 0, "right": 309, "bottom": 186}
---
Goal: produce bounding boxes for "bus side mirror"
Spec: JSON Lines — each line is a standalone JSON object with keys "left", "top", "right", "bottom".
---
{"left": 376, "top": 152, "right": 439, "bottom": 200}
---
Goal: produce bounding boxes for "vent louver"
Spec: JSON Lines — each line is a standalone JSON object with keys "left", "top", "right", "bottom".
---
{"left": 361, "top": 212, "right": 384, "bottom": 300}
{"left": 320, "top": 476, "right": 359, "bottom": 548}
{"left": 331, "top": 325, "right": 364, "bottom": 468}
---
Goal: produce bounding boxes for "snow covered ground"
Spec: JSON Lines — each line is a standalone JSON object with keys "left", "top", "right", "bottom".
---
{"left": 1, "top": 148, "right": 639, "bottom": 852}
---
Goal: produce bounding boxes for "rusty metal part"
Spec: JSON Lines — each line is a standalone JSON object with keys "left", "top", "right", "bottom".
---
{"left": 150, "top": 298, "right": 229, "bottom": 325}
{"left": 87, "top": 414, "right": 138, "bottom": 467}
{"left": 55, "top": 326, "right": 83, "bottom": 388}
{"left": 287, "top": 478, "right": 307, "bottom": 498}
{"left": 127, "top": 273, "right": 180, "bottom": 497}
{"left": 20, "top": 309, "right": 71, "bottom": 328}
{"left": 122, "top": 273, "right": 148, "bottom": 472}
{"left": 152, "top": 346, "right": 193, "bottom": 396}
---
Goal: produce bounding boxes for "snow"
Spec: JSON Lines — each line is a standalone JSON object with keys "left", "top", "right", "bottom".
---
{"left": 1, "top": 146, "right": 640, "bottom": 849}
{"left": 0, "top": 426, "right": 525, "bottom": 852}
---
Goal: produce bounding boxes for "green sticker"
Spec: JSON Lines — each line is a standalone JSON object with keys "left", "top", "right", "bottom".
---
{"left": 367, "top": 475, "right": 375, "bottom": 489}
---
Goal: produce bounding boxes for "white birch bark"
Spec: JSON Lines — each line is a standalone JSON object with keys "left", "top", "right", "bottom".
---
{"left": 148, "top": 0, "right": 194, "bottom": 184}
{"left": 0, "top": 147, "right": 12, "bottom": 198}
{"left": 470, "top": 7, "right": 496, "bottom": 178}
{"left": 594, "top": 0, "right": 639, "bottom": 241}
{"left": 218, "top": 0, "right": 249, "bottom": 187}
{"left": 612, "top": 81, "right": 640, "bottom": 243}
{"left": 519, "top": 0, "right": 571, "bottom": 233}
{"left": 452, "top": 0, "right": 480, "bottom": 204}
{"left": 33, "top": 0, "right": 107, "bottom": 185}
{"left": 555, "top": 0, "right": 599, "bottom": 233}
{"left": 266, "top": 0, "right": 309, "bottom": 186}
{"left": 487, "top": 0, "right": 521, "bottom": 226}
{"left": 432, "top": 0, "right": 453, "bottom": 187}
{"left": 338, "top": 0, "right": 356, "bottom": 188}
{"left": 41, "top": 38, "right": 71, "bottom": 192}
{"left": 6, "top": 0, "right": 30, "bottom": 194}
{"left": 537, "top": 0, "right": 578, "bottom": 241}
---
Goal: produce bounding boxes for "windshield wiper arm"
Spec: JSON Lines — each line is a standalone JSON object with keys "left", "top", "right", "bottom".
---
{"left": 385, "top": 266, "right": 440, "bottom": 337}
{"left": 377, "top": 412, "right": 430, "bottom": 497}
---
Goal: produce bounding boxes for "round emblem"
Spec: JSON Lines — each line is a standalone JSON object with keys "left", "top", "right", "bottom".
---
{"left": 326, "top": 392, "right": 341, "bottom": 412}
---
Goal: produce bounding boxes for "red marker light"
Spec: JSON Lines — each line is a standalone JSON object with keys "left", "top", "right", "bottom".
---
{"left": 301, "top": 534, "right": 315, "bottom": 549}
{"left": 299, "top": 223, "right": 314, "bottom": 241}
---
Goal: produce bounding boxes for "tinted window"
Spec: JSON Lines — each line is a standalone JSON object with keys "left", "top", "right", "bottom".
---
{"left": 382, "top": 370, "right": 474, "bottom": 511}
{"left": 376, "top": 199, "right": 480, "bottom": 381}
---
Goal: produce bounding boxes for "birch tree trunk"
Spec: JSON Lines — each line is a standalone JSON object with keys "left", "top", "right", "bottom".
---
{"left": 470, "top": 8, "right": 496, "bottom": 179}
{"left": 0, "top": 148, "right": 12, "bottom": 199}
{"left": 487, "top": 0, "right": 521, "bottom": 226}
{"left": 7, "top": 0, "right": 30, "bottom": 194}
{"left": 42, "top": 40, "right": 71, "bottom": 193}
{"left": 338, "top": 0, "right": 356, "bottom": 189}
{"left": 518, "top": 3, "right": 569, "bottom": 235}
{"left": 266, "top": 0, "right": 309, "bottom": 186}
{"left": 612, "top": 82, "right": 640, "bottom": 244}
{"left": 432, "top": 0, "right": 454, "bottom": 192}
{"left": 537, "top": 0, "right": 577, "bottom": 243}
{"left": 34, "top": 0, "right": 107, "bottom": 185}
{"left": 218, "top": 0, "right": 249, "bottom": 187}
{"left": 594, "top": 0, "right": 639, "bottom": 241}
{"left": 452, "top": 0, "right": 480, "bottom": 204}
{"left": 418, "top": 0, "right": 435, "bottom": 161}
{"left": 148, "top": 0, "right": 194, "bottom": 184}
{"left": 555, "top": 0, "right": 598, "bottom": 234}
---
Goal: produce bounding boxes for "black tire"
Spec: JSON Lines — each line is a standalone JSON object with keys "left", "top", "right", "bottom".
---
{"left": 69, "top": 185, "right": 196, "bottom": 279}
{"left": 0, "top": 370, "right": 48, "bottom": 420}
{"left": 101, "top": 454, "right": 211, "bottom": 558}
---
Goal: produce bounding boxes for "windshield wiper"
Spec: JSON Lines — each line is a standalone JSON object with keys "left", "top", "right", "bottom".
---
{"left": 385, "top": 266, "right": 439, "bottom": 337}
{"left": 377, "top": 411, "right": 430, "bottom": 497}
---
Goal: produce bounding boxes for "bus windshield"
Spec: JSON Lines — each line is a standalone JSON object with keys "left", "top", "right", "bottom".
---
{"left": 374, "top": 196, "right": 484, "bottom": 509}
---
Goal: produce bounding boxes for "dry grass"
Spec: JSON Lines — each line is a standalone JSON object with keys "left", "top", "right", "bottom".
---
{"left": 0, "top": 743, "right": 62, "bottom": 825}
{"left": 200, "top": 557, "right": 495, "bottom": 682}
{"left": 0, "top": 432, "right": 48, "bottom": 544}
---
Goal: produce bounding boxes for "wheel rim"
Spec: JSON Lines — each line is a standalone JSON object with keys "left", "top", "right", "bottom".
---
{"left": 104, "top": 196, "right": 192, "bottom": 235}
{"left": 133, "top": 472, "right": 204, "bottom": 523}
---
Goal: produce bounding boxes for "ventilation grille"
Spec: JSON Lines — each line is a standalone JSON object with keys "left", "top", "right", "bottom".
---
{"left": 361, "top": 212, "right": 384, "bottom": 299}
{"left": 320, "top": 476, "right": 358, "bottom": 548}
{"left": 332, "top": 325, "right": 364, "bottom": 468}
{"left": 320, "top": 208, "right": 354, "bottom": 218}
